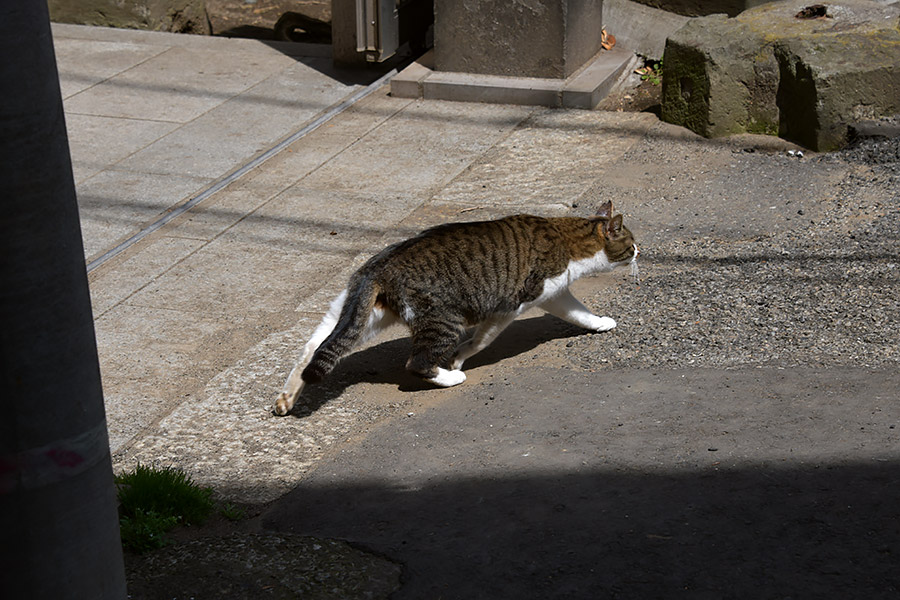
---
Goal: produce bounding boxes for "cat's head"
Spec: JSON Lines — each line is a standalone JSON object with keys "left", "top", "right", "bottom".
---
{"left": 596, "top": 201, "right": 639, "bottom": 265}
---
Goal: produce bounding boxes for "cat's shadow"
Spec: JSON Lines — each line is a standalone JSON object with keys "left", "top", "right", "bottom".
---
{"left": 286, "top": 314, "right": 584, "bottom": 417}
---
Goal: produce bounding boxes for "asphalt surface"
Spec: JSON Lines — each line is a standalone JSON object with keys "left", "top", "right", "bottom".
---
{"left": 268, "top": 368, "right": 899, "bottom": 599}
{"left": 56, "top": 23, "right": 899, "bottom": 599}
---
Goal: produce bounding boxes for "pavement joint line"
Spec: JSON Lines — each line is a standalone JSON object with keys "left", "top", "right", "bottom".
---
{"left": 60, "top": 45, "right": 172, "bottom": 102}
{"left": 84, "top": 67, "right": 399, "bottom": 274}
{"left": 260, "top": 94, "right": 415, "bottom": 195}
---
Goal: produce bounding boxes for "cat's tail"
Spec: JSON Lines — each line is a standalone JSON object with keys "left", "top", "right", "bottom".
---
{"left": 301, "top": 273, "right": 380, "bottom": 384}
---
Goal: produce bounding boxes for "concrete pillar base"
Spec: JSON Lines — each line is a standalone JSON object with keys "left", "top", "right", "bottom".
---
{"left": 391, "top": 47, "right": 638, "bottom": 109}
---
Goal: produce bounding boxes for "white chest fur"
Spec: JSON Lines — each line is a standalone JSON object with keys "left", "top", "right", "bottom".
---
{"left": 532, "top": 249, "right": 614, "bottom": 307}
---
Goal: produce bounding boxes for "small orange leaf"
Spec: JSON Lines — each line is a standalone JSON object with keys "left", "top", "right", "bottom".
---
{"left": 601, "top": 29, "right": 617, "bottom": 50}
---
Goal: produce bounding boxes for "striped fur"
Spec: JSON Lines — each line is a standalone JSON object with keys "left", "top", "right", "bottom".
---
{"left": 274, "top": 201, "right": 637, "bottom": 415}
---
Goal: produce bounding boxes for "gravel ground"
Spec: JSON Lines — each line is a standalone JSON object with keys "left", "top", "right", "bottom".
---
{"left": 556, "top": 130, "right": 900, "bottom": 373}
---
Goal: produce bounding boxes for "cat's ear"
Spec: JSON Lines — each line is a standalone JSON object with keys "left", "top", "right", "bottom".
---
{"left": 596, "top": 201, "right": 613, "bottom": 220}
{"left": 605, "top": 214, "right": 624, "bottom": 237}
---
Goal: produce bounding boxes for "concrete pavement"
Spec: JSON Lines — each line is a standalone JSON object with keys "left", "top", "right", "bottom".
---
{"left": 56, "top": 23, "right": 899, "bottom": 598}
{"left": 57, "top": 21, "right": 659, "bottom": 480}
{"left": 55, "top": 22, "right": 387, "bottom": 452}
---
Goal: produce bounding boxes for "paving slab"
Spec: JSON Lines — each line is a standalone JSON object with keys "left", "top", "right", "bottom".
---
{"left": 76, "top": 169, "right": 211, "bottom": 260}
{"left": 54, "top": 37, "right": 170, "bottom": 98}
{"left": 431, "top": 110, "right": 659, "bottom": 209}
{"left": 63, "top": 113, "right": 181, "bottom": 185}
{"left": 62, "top": 45, "right": 292, "bottom": 123}
{"left": 88, "top": 236, "right": 206, "bottom": 316}
{"left": 109, "top": 59, "right": 364, "bottom": 178}
{"left": 95, "top": 305, "right": 249, "bottom": 451}
{"left": 298, "top": 99, "right": 533, "bottom": 197}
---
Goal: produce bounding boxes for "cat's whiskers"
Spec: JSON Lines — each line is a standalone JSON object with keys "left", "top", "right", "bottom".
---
{"left": 630, "top": 244, "right": 640, "bottom": 284}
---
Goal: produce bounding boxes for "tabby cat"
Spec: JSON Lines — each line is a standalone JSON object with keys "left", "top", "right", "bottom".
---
{"left": 274, "top": 201, "right": 638, "bottom": 416}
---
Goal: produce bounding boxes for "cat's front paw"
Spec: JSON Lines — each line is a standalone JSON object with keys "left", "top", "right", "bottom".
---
{"left": 591, "top": 316, "right": 616, "bottom": 332}
{"left": 427, "top": 368, "right": 467, "bottom": 388}
{"left": 274, "top": 392, "right": 293, "bottom": 416}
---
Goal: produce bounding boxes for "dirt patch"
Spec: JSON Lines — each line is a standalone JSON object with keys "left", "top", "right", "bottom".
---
{"left": 205, "top": 0, "right": 330, "bottom": 39}
{"left": 596, "top": 76, "right": 663, "bottom": 114}
{"left": 124, "top": 532, "right": 401, "bottom": 599}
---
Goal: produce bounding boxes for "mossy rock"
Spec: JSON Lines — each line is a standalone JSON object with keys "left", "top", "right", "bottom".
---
{"left": 662, "top": 15, "right": 780, "bottom": 138}
{"left": 662, "top": 0, "right": 900, "bottom": 150}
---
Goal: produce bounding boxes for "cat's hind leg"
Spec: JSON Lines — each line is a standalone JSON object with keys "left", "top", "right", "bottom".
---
{"left": 540, "top": 289, "right": 616, "bottom": 332}
{"left": 275, "top": 291, "right": 400, "bottom": 415}
{"left": 450, "top": 313, "right": 516, "bottom": 370}
{"left": 406, "top": 316, "right": 467, "bottom": 387}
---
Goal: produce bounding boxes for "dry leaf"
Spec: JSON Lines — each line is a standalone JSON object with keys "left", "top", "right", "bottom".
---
{"left": 601, "top": 29, "right": 617, "bottom": 50}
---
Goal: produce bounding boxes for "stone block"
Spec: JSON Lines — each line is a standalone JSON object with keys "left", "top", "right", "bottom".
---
{"left": 562, "top": 46, "right": 640, "bottom": 108}
{"left": 662, "top": 15, "right": 779, "bottom": 138}
{"left": 48, "top": 0, "right": 210, "bottom": 34}
{"left": 391, "top": 50, "right": 434, "bottom": 98}
{"left": 629, "top": 0, "right": 784, "bottom": 17}
{"left": 434, "top": 0, "right": 603, "bottom": 79}
{"left": 661, "top": 0, "right": 900, "bottom": 150}
{"left": 775, "top": 32, "right": 900, "bottom": 150}
{"left": 602, "top": 0, "right": 690, "bottom": 59}
{"left": 424, "top": 72, "right": 564, "bottom": 106}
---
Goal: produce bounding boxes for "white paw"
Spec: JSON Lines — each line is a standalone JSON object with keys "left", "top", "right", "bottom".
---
{"left": 274, "top": 392, "right": 293, "bottom": 416}
{"left": 427, "top": 368, "right": 467, "bottom": 388}
{"left": 591, "top": 316, "right": 616, "bottom": 332}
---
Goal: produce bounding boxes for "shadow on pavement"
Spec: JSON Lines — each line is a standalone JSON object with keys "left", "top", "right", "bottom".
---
{"left": 262, "top": 462, "right": 900, "bottom": 599}
{"left": 288, "top": 314, "right": 585, "bottom": 416}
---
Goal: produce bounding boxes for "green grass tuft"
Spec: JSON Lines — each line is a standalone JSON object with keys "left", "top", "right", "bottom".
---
{"left": 638, "top": 59, "right": 663, "bottom": 86}
{"left": 745, "top": 118, "right": 779, "bottom": 136}
{"left": 220, "top": 502, "right": 246, "bottom": 522}
{"left": 116, "top": 464, "right": 215, "bottom": 553}
{"left": 118, "top": 508, "right": 179, "bottom": 553}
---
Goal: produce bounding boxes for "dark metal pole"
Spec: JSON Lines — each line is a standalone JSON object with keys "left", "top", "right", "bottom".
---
{"left": 0, "top": 3, "right": 127, "bottom": 598}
